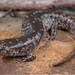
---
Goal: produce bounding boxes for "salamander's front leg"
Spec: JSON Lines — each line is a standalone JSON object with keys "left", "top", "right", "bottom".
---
{"left": 39, "top": 23, "right": 57, "bottom": 49}
{"left": 20, "top": 53, "right": 36, "bottom": 62}
{"left": 45, "top": 25, "right": 57, "bottom": 45}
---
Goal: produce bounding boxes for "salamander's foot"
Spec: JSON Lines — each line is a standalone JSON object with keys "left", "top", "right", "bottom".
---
{"left": 39, "top": 45, "right": 49, "bottom": 49}
{"left": 39, "top": 23, "right": 57, "bottom": 49}
{"left": 42, "top": 34, "right": 50, "bottom": 41}
{"left": 19, "top": 53, "right": 36, "bottom": 62}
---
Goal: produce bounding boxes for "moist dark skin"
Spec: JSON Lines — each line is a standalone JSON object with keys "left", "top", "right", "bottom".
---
{"left": 0, "top": 10, "right": 75, "bottom": 67}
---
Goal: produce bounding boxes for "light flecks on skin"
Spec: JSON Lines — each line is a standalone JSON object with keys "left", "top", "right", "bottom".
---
{"left": 70, "top": 20, "right": 73, "bottom": 23}
{"left": 20, "top": 41, "right": 23, "bottom": 44}
{"left": 5, "top": 46, "right": 10, "bottom": 51}
{"left": 70, "top": 23, "right": 75, "bottom": 35}
{"left": 27, "top": 38, "right": 31, "bottom": 41}
{"left": 33, "top": 10, "right": 42, "bottom": 15}
{"left": 6, "top": 34, "right": 38, "bottom": 49}
{"left": 38, "top": 18, "right": 41, "bottom": 22}
{"left": 67, "top": 19, "right": 71, "bottom": 22}
{"left": 33, "top": 41, "right": 37, "bottom": 46}
{"left": 41, "top": 15, "right": 53, "bottom": 31}
{"left": 1, "top": 44, "right": 4, "bottom": 47}
{"left": 26, "top": 47, "right": 28, "bottom": 50}
{"left": 1, "top": 41, "right": 4, "bottom": 43}
{"left": 63, "top": 17, "right": 67, "bottom": 21}
{"left": 38, "top": 32, "right": 42, "bottom": 36}
{"left": 33, "top": 30, "right": 35, "bottom": 32}
{"left": 22, "top": 47, "right": 25, "bottom": 50}
{"left": 16, "top": 39, "right": 19, "bottom": 41}
{"left": 42, "top": 13, "right": 74, "bottom": 31}
{"left": 33, "top": 12, "right": 36, "bottom": 14}
{"left": 9, "top": 42, "right": 12, "bottom": 44}
{"left": 30, "top": 44, "right": 32, "bottom": 47}
{"left": 60, "top": 15, "right": 63, "bottom": 18}
{"left": 35, "top": 35, "right": 39, "bottom": 40}
{"left": 32, "top": 21, "right": 36, "bottom": 23}
{"left": 31, "top": 37, "right": 34, "bottom": 40}
{"left": 26, "top": 15, "right": 29, "bottom": 18}
{"left": 41, "top": 29, "right": 44, "bottom": 31}
{"left": 42, "top": 13, "right": 74, "bottom": 24}
{"left": 3, "top": 50, "right": 7, "bottom": 53}
{"left": 10, "top": 49, "right": 16, "bottom": 54}
{"left": 37, "top": 18, "right": 40, "bottom": 20}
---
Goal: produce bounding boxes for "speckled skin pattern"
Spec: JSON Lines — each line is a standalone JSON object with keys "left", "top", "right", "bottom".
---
{"left": 0, "top": 10, "right": 75, "bottom": 66}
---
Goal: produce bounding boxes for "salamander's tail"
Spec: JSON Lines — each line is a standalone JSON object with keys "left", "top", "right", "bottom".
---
{"left": 52, "top": 47, "right": 75, "bottom": 67}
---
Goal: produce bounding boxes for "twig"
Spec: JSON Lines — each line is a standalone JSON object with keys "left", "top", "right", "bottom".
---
{"left": 0, "top": 0, "right": 75, "bottom": 10}
{"left": 0, "top": 9, "right": 12, "bottom": 20}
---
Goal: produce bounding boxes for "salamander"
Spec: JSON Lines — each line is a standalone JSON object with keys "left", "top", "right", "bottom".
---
{"left": 0, "top": 10, "right": 75, "bottom": 67}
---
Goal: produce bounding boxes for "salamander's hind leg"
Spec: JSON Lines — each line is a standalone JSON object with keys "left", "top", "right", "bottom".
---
{"left": 39, "top": 23, "right": 57, "bottom": 49}
{"left": 19, "top": 53, "right": 36, "bottom": 62}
